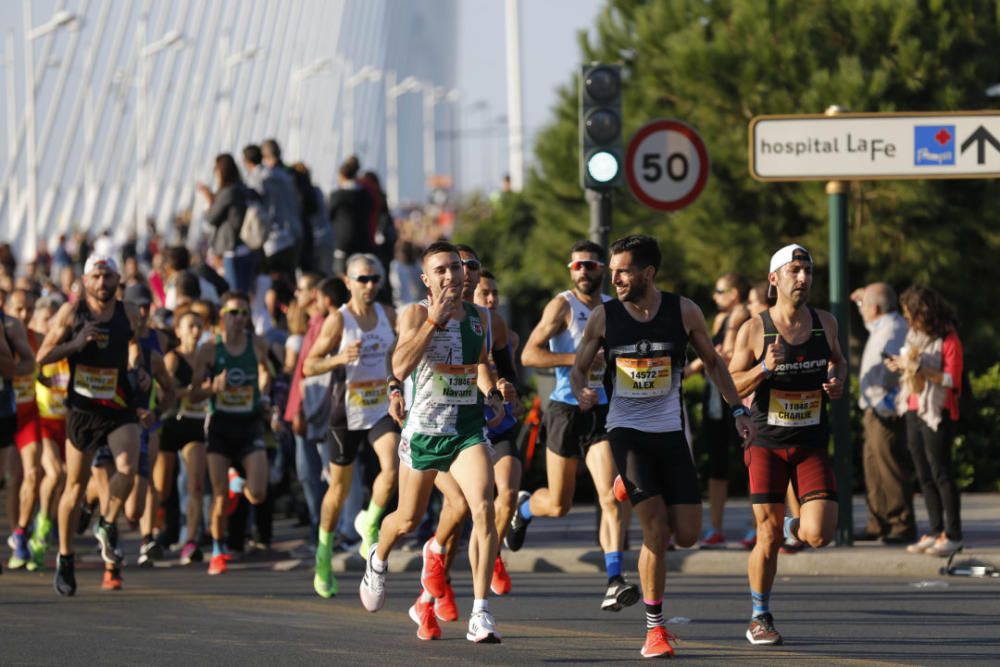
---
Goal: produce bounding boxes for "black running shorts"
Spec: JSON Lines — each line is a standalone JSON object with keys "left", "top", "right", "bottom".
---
{"left": 160, "top": 416, "right": 207, "bottom": 453}
{"left": 325, "top": 414, "right": 400, "bottom": 467}
{"left": 67, "top": 408, "right": 138, "bottom": 453}
{"left": 0, "top": 414, "right": 15, "bottom": 449}
{"left": 609, "top": 428, "right": 701, "bottom": 506}
{"left": 207, "top": 415, "right": 265, "bottom": 462}
{"left": 543, "top": 400, "right": 608, "bottom": 459}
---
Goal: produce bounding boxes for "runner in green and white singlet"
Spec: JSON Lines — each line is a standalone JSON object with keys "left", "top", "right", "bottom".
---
{"left": 360, "top": 242, "right": 505, "bottom": 645}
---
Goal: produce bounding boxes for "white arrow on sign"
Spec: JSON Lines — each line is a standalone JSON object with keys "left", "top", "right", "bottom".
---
{"left": 749, "top": 112, "right": 1000, "bottom": 181}
{"left": 626, "top": 119, "right": 710, "bottom": 211}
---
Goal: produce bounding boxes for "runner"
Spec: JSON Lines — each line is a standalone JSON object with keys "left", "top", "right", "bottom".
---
{"left": 36, "top": 255, "right": 148, "bottom": 596}
{"left": 0, "top": 317, "right": 18, "bottom": 577}
{"left": 359, "top": 241, "right": 505, "bottom": 644}
{"left": 159, "top": 306, "right": 210, "bottom": 565}
{"left": 729, "top": 244, "right": 846, "bottom": 646}
{"left": 188, "top": 291, "right": 271, "bottom": 576}
{"left": 512, "top": 240, "right": 637, "bottom": 612}
{"left": 304, "top": 254, "right": 399, "bottom": 599}
{"left": 571, "top": 234, "right": 753, "bottom": 658}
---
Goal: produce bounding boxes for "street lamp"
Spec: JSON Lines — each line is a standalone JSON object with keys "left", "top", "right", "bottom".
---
{"left": 290, "top": 57, "right": 333, "bottom": 159}
{"left": 24, "top": 3, "right": 79, "bottom": 259}
{"left": 385, "top": 72, "right": 424, "bottom": 207}
{"left": 423, "top": 87, "right": 459, "bottom": 180}
{"left": 343, "top": 64, "right": 382, "bottom": 157}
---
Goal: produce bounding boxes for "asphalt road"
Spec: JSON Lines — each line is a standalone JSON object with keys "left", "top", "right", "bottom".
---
{"left": 2, "top": 561, "right": 998, "bottom": 665}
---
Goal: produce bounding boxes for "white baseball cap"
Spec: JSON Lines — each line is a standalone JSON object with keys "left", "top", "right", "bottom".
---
{"left": 83, "top": 254, "right": 120, "bottom": 276}
{"left": 768, "top": 244, "right": 813, "bottom": 274}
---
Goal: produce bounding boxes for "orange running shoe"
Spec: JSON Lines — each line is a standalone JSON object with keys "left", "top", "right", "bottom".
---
{"left": 640, "top": 626, "right": 677, "bottom": 659}
{"left": 613, "top": 475, "right": 628, "bottom": 503}
{"left": 490, "top": 554, "right": 512, "bottom": 596}
{"left": 409, "top": 594, "right": 442, "bottom": 640}
{"left": 102, "top": 567, "right": 123, "bottom": 591}
{"left": 434, "top": 582, "right": 459, "bottom": 622}
{"left": 208, "top": 553, "right": 227, "bottom": 575}
{"left": 420, "top": 539, "right": 447, "bottom": 599}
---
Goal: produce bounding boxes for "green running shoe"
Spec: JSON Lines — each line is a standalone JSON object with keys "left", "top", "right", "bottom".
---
{"left": 313, "top": 557, "right": 338, "bottom": 599}
{"left": 354, "top": 510, "right": 379, "bottom": 560}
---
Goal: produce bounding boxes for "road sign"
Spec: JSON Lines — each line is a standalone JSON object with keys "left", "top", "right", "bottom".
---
{"left": 750, "top": 111, "right": 1000, "bottom": 181}
{"left": 625, "top": 119, "right": 709, "bottom": 211}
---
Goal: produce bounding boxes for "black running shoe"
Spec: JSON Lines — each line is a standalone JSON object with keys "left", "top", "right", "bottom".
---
{"left": 76, "top": 502, "right": 96, "bottom": 535}
{"left": 504, "top": 491, "right": 532, "bottom": 552}
{"left": 746, "top": 613, "right": 783, "bottom": 645}
{"left": 54, "top": 553, "right": 76, "bottom": 596}
{"left": 601, "top": 576, "right": 640, "bottom": 612}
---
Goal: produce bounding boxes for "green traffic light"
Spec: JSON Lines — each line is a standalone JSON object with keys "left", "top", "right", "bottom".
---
{"left": 587, "top": 151, "right": 619, "bottom": 183}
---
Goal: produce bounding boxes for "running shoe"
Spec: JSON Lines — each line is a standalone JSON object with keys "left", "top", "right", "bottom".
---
{"left": 490, "top": 554, "right": 512, "bottom": 596}
{"left": 28, "top": 533, "right": 48, "bottom": 571}
{"left": 409, "top": 595, "right": 442, "bottom": 640}
{"left": 739, "top": 528, "right": 757, "bottom": 550}
{"left": 93, "top": 519, "right": 123, "bottom": 565}
{"left": 700, "top": 528, "right": 727, "bottom": 549}
{"left": 640, "top": 626, "right": 678, "bottom": 658}
{"left": 359, "top": 544, "right": 386, "bottom": 612}
{"left": 779, "top": 537, "right": 804, "bottom": 554}
{"left": 613, "top": 475, "right": 628, "bottom": 503}
{"left": 906, "top": 534, "right": 938, "bottom": 554}
{"left": 76, "top": 502, "right": 96, "bottom": 535}
{"left": 179, "top": 540, "right": 203, "bottom": 565}
{"left": 601, "top": 575, "right": 641, "bottom": 612}
{"left": 54, "top": 553, "right": 76, "bottom": 596}
{"left": 435, "top": 582, "right": 459, "bottom": 622}
{"left": 420, "top": 538, "right": 448, "bottom": 598}
{"left": 314, "top": 551, "right": 337, "bottom": 599}
{"left": 466, "top": 611, "right": 501, "bottom": 643}
{"left": 207, "top": 553, "right": 227, "bottom": 575}
{"left": 102, "top": 566, "right": 123, "bottom": 591}
{"left": 354, "top": 509, "right": 379, "bottom": 560}
{"left": 925, "top": 538, "right": 963, "bottom": 557}
{"left": 746, "top": 613, "right": 783, "bottom": 645}
{"left": 505, "top": 490, "right": 532, "bottom": 552}
{"left": 138, "top": 540, "right": 162, "bottom": 567}
{"left": 8, "top": 531, "right": 30, "bottom": 570}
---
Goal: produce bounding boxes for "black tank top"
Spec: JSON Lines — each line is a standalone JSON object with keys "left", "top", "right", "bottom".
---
{"left": 66, "top": 301, "right": 135, "bottom": 415}
{"left": 750, "top": 308, "right": 831, "bottom": 448}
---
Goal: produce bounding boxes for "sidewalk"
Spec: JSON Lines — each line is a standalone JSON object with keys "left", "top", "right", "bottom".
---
{"left": 330, "top": 493, "right": 1000, "bottom": 579}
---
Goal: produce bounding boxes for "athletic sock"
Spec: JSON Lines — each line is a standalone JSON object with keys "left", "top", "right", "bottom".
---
{"left": 317, "top": 528, "right": 333, "bottom": 562}
{"left": 783, "top": 516, "right": 798, "bottom": 542}
{"left": 371, "top": 551, "right": 387, "bottom": 573}
{"left": 420, "top": 590, "right": 434, "bottom": 604}
{"left": 229, "top": 474, "right": 245, "bottom": 495}
{"left": 430, "top": 538, "right": 447, "bottom": 555}
{"left": 366, "top": 501, "right": 385, "bottom": 526}
{"left": 212, "top": 539, "right": 224, "bottom": 558}
{"left": 605, "top": 551, "right": 623, "bottom": 582}
{"left": 645, "top": 599, "right": 665, "bottom": 629}
{"left": 473, "top": 598, "right": 488, "bottom": 614}
{"left": 14, "top": 526, "right": 26, "bottom": 536}
{"left": 751, "top": 589, "right": 771, "bottom": 619}
{"left": 519, "top": 498, "right": 533, "bottom": 520}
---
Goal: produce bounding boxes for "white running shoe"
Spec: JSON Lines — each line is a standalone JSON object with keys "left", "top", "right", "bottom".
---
{"left": 466, "top": 611, "right": 502, "bottom": 643}
{"left": 359, "top": 543, "right": 386, "bottom": 612}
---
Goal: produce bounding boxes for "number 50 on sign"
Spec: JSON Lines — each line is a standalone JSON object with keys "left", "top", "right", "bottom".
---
{"left": 625, "top": 119, "right": 710, "bottom": 212}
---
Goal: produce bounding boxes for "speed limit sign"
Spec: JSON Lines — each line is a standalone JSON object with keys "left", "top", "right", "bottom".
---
{"left": 625, "top": 119, "right": 710, "bottom": 211}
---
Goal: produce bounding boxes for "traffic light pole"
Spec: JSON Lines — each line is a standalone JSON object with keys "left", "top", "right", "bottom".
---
{"left": 587, "top": 188, "right": 612, "bottom": 252}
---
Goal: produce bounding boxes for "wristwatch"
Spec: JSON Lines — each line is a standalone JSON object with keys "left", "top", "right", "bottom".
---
{"left": 731, "top": 405, "right": 750, "bottom": 418}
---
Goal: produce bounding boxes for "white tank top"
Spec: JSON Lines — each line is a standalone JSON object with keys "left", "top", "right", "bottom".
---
{"left": 339, "top": 303, "right": 395, "bottom": 430}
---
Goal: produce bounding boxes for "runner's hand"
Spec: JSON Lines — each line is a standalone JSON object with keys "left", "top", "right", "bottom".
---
{"left": 426, "top": 286, "right": 454, "bottom": 328}
{"left": 72, "top": 321, "right": 100, "bottom": 352}
{"left": 486, "top": 392, "right": 505, "bottom": 428}
{"left": 388, "top": 391, "right": 406, "bottom": 426}
{"left": 497, "top": 378, "right": 518, "bottom": 404}
{"left": 341, "top": 340, "right": 362, "bottom": 364}
{"left": 137, "top": 407, "right": 155, "bottom": 429}
{"left": 212, "top": 369, "right": 228, "bottom": 394}
{"left": 577, "top": 387, "right": 598, "bottom": 411}
{"left": 764, "top": 340, "right": 785, "bottom": 371}
{"left": 735, "top": 414, "right": 754, "bottom": 448}
{"left": 823, "top": 374, "right": 844, "bottom": 400}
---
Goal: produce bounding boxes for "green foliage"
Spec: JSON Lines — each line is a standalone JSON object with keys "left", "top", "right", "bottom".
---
{"left": 955, "top": 363, "right": 1000, "bottom": 491}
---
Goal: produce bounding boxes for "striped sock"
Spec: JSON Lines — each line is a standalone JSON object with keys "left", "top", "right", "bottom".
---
{"left": 751, "top": 589, "right": 770, "bottom": 619}
{"left": 645, "top": 598, "right": 664, "bottom": 629}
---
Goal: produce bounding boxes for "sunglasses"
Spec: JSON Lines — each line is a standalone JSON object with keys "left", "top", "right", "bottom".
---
{"left": 351, "top": 274, "right": 381, "bottom": 284}
{"left": 566, "top": 260, "right": 604, "bottom": 271}
{"left": 714, "top": 287, "right": 728, "bottom": 294}
{"left": 223, "top": 308, "right": 249, "bottom": 317}
{"left": 461, "top": 259, "right": 482, "bottom": 271}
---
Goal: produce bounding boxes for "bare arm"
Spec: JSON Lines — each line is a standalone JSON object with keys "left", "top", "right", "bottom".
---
{"left": 255, "top": 335, "right": 272, "bottom": 398}
{"left": 187, "top": 342, "right": 217, "bottom": 403}
{"left": 303, "top": 310, "right": 357, "bottom": 377}
{"left": 569, "top": 305, "right": 605, "bottom": 410}
{"left": 722, "top": 304, "right": 751, "bottom": 360}
{"left": 520, "top": 296, "right": 574, "bottom": 369}
{"left": 36, "top": 302, "right": 88, "bottom": 367}
{"left": 151, "top": 350, "right": 176, "bottom": 410}
{"left": 5, "top": 318, "right": 36, "bottom": 376}
{"left": 0, "top": 328, "right": 13, "bottom": 378}
{"left": 728, "top": 317, "right": 768, "bottom": 398}
{"left": 818, "top": 310, "right": 846, "bottom": 400}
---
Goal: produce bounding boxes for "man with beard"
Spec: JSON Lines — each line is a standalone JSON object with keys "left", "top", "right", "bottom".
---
{"left": 36, "top": 255, "right": 148, "bottom": 595}
{"left": 571, "top": 235, "right": 753, "bottom": 658}
{"left": 304, "top": 254, "right": 398, "bottom": 599}
{"left": 511, "top": 240, "right": 638, "bottom": 613}
{"left": 729, "top": 244, "right": 846, "bottom": 646}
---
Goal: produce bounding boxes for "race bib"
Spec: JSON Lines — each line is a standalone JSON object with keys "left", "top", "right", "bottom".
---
{"left": 348, "top": 380, "right": 388, "bottom": 412}
{"left": 218, "top": 385, "right": 254, "bottom": 413}
{"left": 73, "top": 365, "right": 118, "bottom": 400}
{"left": 767, "top": 389, "right": 822, "bottom": 427}
{"left": 13, "top": 375, "right": 35, "bottom": 404}
{"left": 431, "top": 364, "right": 477, "bottom": 405}
{"left": 180, "top": 395, "right": 210, "bottom": 418}
{"left": 615, "top": 357, "right": 671, "bottom": 398}
{"left": 588, "top": 357, "right": 606, "bottom": 389}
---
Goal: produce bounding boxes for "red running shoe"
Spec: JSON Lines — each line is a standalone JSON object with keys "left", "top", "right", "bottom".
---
{"left": 208, "top": 553, "right": 227, "bottom": 575}
{"left": 641, "top": 626, "right": 678, "bottom": 658}
{"left": 700, "top": 529, "right": 727, "bottom": 549}
{"left": 420, "top": 539, "right": 447, "bottom": 599}
{"left": 409, "top": 595, "right": 442, "bottom": 640}
{"left": 491, "top": 554, "right": 512, "bottom": 596}
{"left": 613, "top": 475, "right": 628, "bottom": 503}
{"left": 434, "top": 583, "right": 459, "bottom": 622}
{"left": 102, "top": 567, "right": 123, "bottom": 591}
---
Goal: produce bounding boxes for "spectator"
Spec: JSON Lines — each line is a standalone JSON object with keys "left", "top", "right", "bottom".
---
{"left": 162, "top": 245, "right": 219, "bottom": 308}
{"left": 197, "top": 153, "right": 253, "bottom": 293}
{"left": 328, "top": 155, "right": 372, "bottom": 276}
{"left": 886, "top": 286, "right": 965, "bottom": 557}
{"left": 360, "top": 171, "right": 396, "bottom": 304}
{"left": 852, "top": 283, "right": 915, "bottom": 543}
{"left": 291, "top": 162, "right": 334, "bottom": 276}
{"left": 243, "top": 143, "right": 299, "bottom": 277}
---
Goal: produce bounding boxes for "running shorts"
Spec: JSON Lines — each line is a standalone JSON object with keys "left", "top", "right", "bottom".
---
{"left": 609, "top": 428, "right": 701, "bottom": 506}
{"left": 67, "top": 408, "right": 138, "bottom": 453}
{"left": 543, "top": 400, "right": 608, "bottom": 459}
{"left": 15, "top": 402, "right": 42, "bottom": 450}
{"left": 206, "top": 415, "right": 265, "bottom": 462}
{"left": 325, "top": 414, "right": 400, "bottom": 466}
{"left": 160, "top": 416, "right": 206, "bottom": 454}
{"left": 744, "top": 444, "right": 838, "bottom": 505}
{"left": 399, "top": 427, "right": 489, "bottom": 473}
{"left": 0, "top": 414, "right": 15, "bottom": 449}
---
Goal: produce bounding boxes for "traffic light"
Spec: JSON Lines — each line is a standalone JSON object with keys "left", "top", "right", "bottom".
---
{"left": 579, "top": 63, "right": 622, "bottom": 190}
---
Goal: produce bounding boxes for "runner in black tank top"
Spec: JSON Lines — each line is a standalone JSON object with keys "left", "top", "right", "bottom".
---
{"left": 36, "top": 255, "right": 147, "bottom": 596}
{"left": 571, "top": 235, "right": 752, "bottom": 660}
{"left": 729, "top": 244, "right": 847, "bottom": 647}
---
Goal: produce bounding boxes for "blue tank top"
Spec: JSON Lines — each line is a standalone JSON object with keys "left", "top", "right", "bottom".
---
{"left": 549, "top": 290, "right": 611, "bottom": 406}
